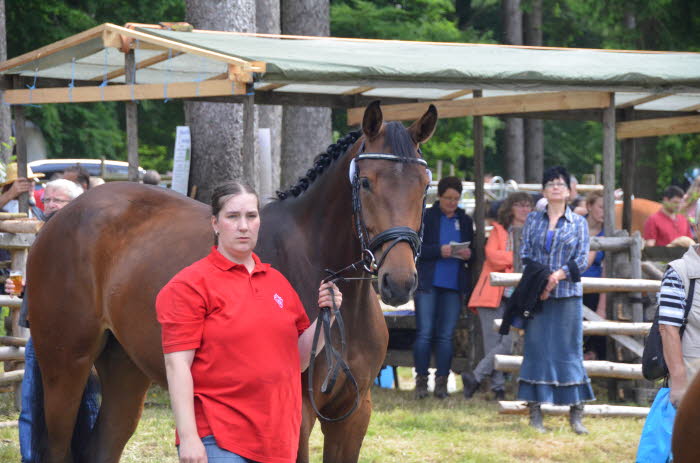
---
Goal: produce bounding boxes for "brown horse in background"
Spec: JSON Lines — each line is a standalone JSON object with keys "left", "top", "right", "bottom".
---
{"left": 27, "top": 100, "right": 437, "bottom": 463}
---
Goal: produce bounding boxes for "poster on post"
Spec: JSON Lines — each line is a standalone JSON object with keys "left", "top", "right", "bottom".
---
{"left": 171, "top": 126, "right": 191, "bottom": 195}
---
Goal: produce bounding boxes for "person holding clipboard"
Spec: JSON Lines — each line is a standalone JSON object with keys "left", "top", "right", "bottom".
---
{"left": 413, "top": 176, "right": 474, "bottom": 399}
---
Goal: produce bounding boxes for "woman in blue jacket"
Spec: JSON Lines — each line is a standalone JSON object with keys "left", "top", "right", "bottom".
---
{"left": 413, "top": 176, "right": 473, "bottom": 399}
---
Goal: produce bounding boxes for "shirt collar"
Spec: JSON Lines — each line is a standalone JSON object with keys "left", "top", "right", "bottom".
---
{"left": 208, "top": 246, "right": 270, "bottom": 273}
{"left": 543, "top": 205, "right": 574, "bottom": 223}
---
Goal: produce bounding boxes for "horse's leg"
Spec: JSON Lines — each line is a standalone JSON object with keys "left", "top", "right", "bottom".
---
{"left": 83, "top": 338, "right": 151, "bottom": 463}
{"left": 320, "top": 391, "right": 372, "bottom": 463}
{"left": 36, "top": 332, "right": 100, "bottom": 463}
{"left": 296, "top": 400, "right": 318, "bottom": 463}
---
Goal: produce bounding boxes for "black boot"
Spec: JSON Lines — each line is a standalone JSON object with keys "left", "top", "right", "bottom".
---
{"left": 569, "top": 404, "right": 589, "bottom": 435}
{"left": 434, "top": 375, "right": 449, "bottom": 399}
{"left": 528, "top": 402, "right": 547, "bottom": 433}
{"left": 461, "top": 371, "right": 480, "bottom": 399}
{"left": 415, "top": 374, "right": 429, "bottom": 399}
{"left": 493, "top": 389, "right": 506, "bottom": 401}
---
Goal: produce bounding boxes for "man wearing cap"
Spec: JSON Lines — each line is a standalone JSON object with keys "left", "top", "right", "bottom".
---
{"left": 0, "top": 163, "right": 45, "bottom": 218}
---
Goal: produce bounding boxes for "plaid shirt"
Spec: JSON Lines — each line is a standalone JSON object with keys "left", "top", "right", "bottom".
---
{"left": 520, "top": 207, "right": 590, "bottom": 298}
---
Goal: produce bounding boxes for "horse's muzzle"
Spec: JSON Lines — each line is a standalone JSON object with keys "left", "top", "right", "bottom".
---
{"left": 379, "top": 270, "right": 417, "bottom": 306}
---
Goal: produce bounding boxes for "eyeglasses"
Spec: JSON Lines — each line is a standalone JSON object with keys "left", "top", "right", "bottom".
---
{"left": 513, "top": 202, "right": 533, "bottom": 208}
{"left": 544, "top": 181, "right": 567, "bottom": 189}
{"left": 43, "top": 197, "right": 70, "bottom": 205}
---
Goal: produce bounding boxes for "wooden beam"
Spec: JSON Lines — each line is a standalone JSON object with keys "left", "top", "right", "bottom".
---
{"left": 256, "top": 83, "right": 287, "bottom": 91}
{"left": 489, "top": 272, "right": 661, "bottom": 293}
{"left": 91, "top": 50, "right": 183, "bottom": 82}
{"left": 103, "top": 24, "right": 265, "bottom": 73}
{"left": 12, "top": 77, "right": 28, "bottom": 214}
{"left": 495, "top": 354, "right": 644, "bottom": 380}
{"left": 499, "top": 401, "right": 649, "bottom": 418}
{"left": 3, "top": 79, "right": 247, "bottom": 104}
{"left": 616, "top": 115, "right": 700, "bottom": 139}
{"left": 440, "top": 89, "right": 472, "bottom": 100}
{"left": 493, "top": 318, "right": 650, "bottom": 336}
{"left": 0, "top": 24, "right": 107, "bottom": 73}
{"left": 616, "top": 93, "right": 672, "bottom": 109}
{"left": 347, "top": 91, "right": 611, "bottom": 125}
{"left": 342, "top": 86, "right": 374, "bottom": 95}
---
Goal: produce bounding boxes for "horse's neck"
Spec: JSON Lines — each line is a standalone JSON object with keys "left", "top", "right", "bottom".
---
{"left": 289, "top": 165, "right": 359, "bottom": 270}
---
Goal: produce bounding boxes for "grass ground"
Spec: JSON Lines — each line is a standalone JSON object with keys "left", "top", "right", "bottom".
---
{"left": 0, "top": 367, "right": 645, "bottom": 462}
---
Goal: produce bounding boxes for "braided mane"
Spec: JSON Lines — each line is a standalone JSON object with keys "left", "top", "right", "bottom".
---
{"left": 276, "top": 131, "right": 361, "bottom": 200}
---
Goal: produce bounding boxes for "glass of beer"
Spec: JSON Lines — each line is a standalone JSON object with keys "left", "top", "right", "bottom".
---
{"left": 9, "top": 270, "right": 23, "bottom": 296}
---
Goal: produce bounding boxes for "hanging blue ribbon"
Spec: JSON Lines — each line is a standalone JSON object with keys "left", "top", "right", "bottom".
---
{"left": 68, "top": 58, "right": 76, "bottom": 103}
{"left": 24, "top": 67, "right": 41, "bottom": 107}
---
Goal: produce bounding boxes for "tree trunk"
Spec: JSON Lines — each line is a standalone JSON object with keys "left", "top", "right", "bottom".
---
{"left": 184, "top": 0, "right": 256, "bottom": 203}
{"left": 256, "top": 0, "right": 282, "bottom": 197}
{"left": 0, "top": 0, "right": 11, "bottom": 165}
{"left": 280, "top": 0, "right": 331, "bottom": 189}
{"left": 502, "top": 0, "right": 524, "bottom": 182}
{"left": 524, "top": 0, "right": 543, "bottom": 183}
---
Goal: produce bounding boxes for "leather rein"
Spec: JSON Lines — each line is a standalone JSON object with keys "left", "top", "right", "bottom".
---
{"left": 307, "top": 150, "right": 429, "bottom": 422}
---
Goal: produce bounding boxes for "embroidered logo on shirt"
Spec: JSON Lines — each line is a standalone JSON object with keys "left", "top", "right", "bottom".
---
{"left": 273, "top": 293, "right": 284, "bottom": 309}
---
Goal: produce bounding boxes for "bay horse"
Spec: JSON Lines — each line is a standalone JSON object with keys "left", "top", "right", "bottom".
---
{"left": 673, "top": 365, "right": 700, "bottom": 462}
{"left": 27, "top": 100, "right": 437, "bottom": 463}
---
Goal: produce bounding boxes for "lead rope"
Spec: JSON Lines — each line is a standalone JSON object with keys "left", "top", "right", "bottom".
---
{"left": 307, "top": 269, "right": 368, "bottom": 422}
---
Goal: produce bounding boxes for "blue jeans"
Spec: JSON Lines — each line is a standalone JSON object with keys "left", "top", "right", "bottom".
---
{"left": 19, "top": 337, "right": 100, "bottom": 463}
{"left": 192, "top": 435, "right": 258, "bottom": 462}
{"left": 413, "top": 287, "right": 462, "bottom": 376}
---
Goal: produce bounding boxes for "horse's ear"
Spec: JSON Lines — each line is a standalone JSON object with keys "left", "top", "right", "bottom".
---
{"left": 408, "top": 104, "right": 438, "bottom": 144}
{"left": 362, "top": 100, "right": 383, "bottom": 140}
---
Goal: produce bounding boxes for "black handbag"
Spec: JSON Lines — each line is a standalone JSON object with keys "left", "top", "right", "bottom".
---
{"left": 642, "top": 278, "right": 696, "bottom": 381}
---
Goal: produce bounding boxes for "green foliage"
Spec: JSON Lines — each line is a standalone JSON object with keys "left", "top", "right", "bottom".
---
{"left": 331, "top": 0, "right": 489, "bottom": 42}
{"left": 6, "top": 0, "right": 186, "bottom": 172}
{"left": 656, "top": 134, "right": 700, "bottom": 190}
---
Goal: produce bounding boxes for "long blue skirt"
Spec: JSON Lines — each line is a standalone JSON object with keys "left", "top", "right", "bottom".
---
{"left": 517, "top": 296, "right": 595, "bottom": 406}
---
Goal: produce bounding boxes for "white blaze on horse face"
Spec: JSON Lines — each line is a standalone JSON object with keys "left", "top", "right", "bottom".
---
{"left": 212, "top": 193, "right": 260, "bottom": 262}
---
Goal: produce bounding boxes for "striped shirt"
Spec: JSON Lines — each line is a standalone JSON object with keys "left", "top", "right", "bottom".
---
{"left": 658, "top": 267, "right": 687, "bottom": 327}
{"left": 520, "top": 207, "right": 590, "bottom": 298}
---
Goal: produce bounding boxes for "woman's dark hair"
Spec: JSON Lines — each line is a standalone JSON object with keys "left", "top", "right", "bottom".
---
{"left": 497, "top": 192, "right": 533, "bottom": 229}
{"left": 663, "top": 185, "right": 685, "bottom": 200}
{"left": 211, "top": 182, "right": 258, "bottom": 217}
{"left": 437, "top": 176, "right": 462, "bottom": 196}
{"left": 542, "top": 166, "right": 571, "bottom": 190}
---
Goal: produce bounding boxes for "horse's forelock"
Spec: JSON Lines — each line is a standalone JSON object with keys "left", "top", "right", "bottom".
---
{"left": 383, "top": 121, "right": 420, "bottom": 159}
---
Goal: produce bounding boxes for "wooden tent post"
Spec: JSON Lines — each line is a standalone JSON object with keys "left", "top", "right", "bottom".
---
{"left": 621, "top": 108, "right": 636, "bottom": 231}
{"left": 243, "top": 93, "right": 256, "bottom": 190}
{"left": 125, "top": 50, "right": 139, "bottom": 182}
{"left": 12, "top": 77, "right": 28, "bottom": 213}
{"left": 472, "top": 90, "right": 485, "bottom": 283}
{"left": 602, "top": 95, "right": 616, "bottom": 241}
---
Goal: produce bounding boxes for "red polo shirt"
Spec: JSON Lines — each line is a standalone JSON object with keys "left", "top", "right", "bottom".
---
{"left": 643, "top": 210, "right": 692, "bottom": 246}
{"left": 156, "top": 247, "right": 310, "bottom": 463}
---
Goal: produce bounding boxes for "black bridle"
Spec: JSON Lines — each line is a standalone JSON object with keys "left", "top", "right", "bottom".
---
{"left": 351, "top": 152, "right": 429, "bottom": 274}
{"left": 307, "top": 149, "right": 429, "bottom": 423}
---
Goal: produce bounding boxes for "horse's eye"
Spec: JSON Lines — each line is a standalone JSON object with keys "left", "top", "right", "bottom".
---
{"left": 361, "top": 178, "right": 371, "bottom": 190}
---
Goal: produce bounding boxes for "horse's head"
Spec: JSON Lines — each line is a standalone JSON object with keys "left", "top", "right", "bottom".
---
{"left": 352, "top": 101, "right": 437, "bottom": 306}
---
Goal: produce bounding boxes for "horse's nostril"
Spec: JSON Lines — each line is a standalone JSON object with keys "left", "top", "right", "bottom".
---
{"left": 382, "top": 273, "right": 390, "bottom": 291}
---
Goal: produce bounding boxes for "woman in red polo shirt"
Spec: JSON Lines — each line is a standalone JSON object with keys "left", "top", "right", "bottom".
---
{"left": 156, "top": 182, "right": 342, "bottom": 463}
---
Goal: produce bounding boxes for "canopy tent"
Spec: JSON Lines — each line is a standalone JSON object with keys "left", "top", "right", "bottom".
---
{"left": 1, "top": 22, "right": 699, "bottom": 262}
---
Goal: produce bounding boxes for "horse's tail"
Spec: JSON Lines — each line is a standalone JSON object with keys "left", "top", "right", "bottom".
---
{"left": 33, "top": 371, "right": 101, "bottom": 462}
